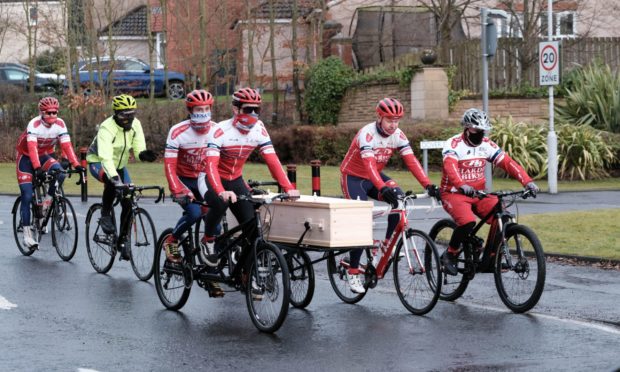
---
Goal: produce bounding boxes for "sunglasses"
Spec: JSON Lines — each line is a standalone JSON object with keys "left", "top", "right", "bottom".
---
{"left": 45, "top": 111, "right": 58, "bottom": 116}
{"left": 241, "top": 106, "right": 261, "bottom": 114}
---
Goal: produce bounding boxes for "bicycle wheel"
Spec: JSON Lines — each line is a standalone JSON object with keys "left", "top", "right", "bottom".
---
{"left": 128, "top": 208, "right": 157, "bottom": 281}
{"left": 429, "top": 218, "right": 470, "bottom": 301}
{"left": 494, "top": 224, "right": 546, "bottom": 313}
{"left": 12, "top": 196, "right": 36, "bottom": 256}
{"left": 284, "top": 248, "right": 315, "bottom": 309}
{"left": 326, "top": 250, "right": 367, "bottom": 304}
{"left": 154, "top": 228, "right": 192, "bottom": 310}
{"left": 51, "top": 197, "right": 78, "bottom": 261}
{"left": 245, "top": 241, "right": 290, "bottom": 333}
{"left": 393, "top": 229, "right": 442, "bottom": 315}
{"left": 85, "top": 204, "right": 116, "bottom": 274}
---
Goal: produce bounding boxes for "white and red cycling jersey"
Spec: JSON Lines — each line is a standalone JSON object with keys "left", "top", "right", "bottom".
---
{"left": 340, "top": 122, "right": 430, "bottom": 189}
{"left": 441, "top": 133, "right": 532, "bottom": 192}
{"left": 16, "top": 116, "right": 79, "bottom": 168}
{"left": 164, "top": 119, "right": 214, "bottom": 195}
{"left": 203, "top": 118, "right": 292, "bottom": 195}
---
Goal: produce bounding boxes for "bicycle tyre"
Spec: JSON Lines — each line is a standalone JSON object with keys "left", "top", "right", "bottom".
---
{"left": 429, "top": 218, "right": 470, "bottom": 301}
{"left": 154, "top": 228, "right": 192, "bottom": 310}
{"left": 128, "top": 208, "right": 157, "bottom": 281}
{"left": 51, "top": 197, "right": 78, "bottom": 261}
{"left": 393, "top": 229, "right": 442, "bottom": 315}
{"left": 494, "top": 224, "right": 546, "bottom": 313}
{"left": 284, "top": 248, "right": 315, "bottom": 309}
{"left": 245, "top": 241, "right": 290, "bottom": 333}
{"left": 85, "top": 203, "right": 116, "bottom": 274}
{"left": 325, "top": 250, "right": 367, "bottom": 304}
{"left": 12, "top": 196, "right": 36, "bottom": 256}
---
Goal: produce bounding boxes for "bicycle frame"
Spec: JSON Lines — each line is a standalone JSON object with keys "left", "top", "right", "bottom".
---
{"left": 342, "top": 193, "right": 436, "bottom": 281}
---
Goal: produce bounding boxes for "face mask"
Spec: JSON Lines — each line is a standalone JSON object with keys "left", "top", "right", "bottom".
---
{"left": 234, "top": 113, "right": 259, "bottom": 131}
{"left": 465, "top": 129, "right": 485, "bottom": 146}
{"left": 190, "top": 112, "right": 211, "bottom": 124}
{"left": 114, "top": 114, "right": 135, "bottom": 131}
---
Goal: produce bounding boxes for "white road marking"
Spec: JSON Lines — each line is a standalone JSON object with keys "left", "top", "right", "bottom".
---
{"left": 461, "top": 302, "right": 620, "bottom": 336}
{"left": 77, "top": 368, "right": 101, "bottom": 372}
{"left": 0, "top": 295, "right": 17, "bottom": 310}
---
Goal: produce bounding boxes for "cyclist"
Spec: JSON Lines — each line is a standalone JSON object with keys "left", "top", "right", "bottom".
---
{"left": 86, "top": 94, "right": 158, "bottom": 260}
{"left": 340, "top": 97, "right": 439, "bottom": 293}
{"left": 197, "top": 87, "right": 299, "bottom": 266}
{"left": 15, "top": 96, "right": 85, "bottom": 248}
{"left": 440, "top": 108, "right": 539, "bottom": 275}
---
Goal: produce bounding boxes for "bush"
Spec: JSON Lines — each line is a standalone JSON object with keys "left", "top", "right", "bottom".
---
{"left": 491, "top": 116, "right": 618, "bottom": 180}
{"left": 303, "top": 57, "right": 355, "bottom": 125}
{"left": 555, "top": 62, "right": 620, "bottom": 133}
{"left": 490, "top": 116, "right": 547, "bottom": 179}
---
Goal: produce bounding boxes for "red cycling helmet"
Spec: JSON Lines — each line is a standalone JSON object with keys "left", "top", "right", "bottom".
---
{"left": 39, "top": 97, "right": 59, "bottom": 112}
{"left": 232, "top": 87, "right": 262, "bottom": 107}
{"left": 185, "top": 89, "right": 214, "bottom": 110}
{"left": 376, "top": 98, "right": 404, "bottom": 119}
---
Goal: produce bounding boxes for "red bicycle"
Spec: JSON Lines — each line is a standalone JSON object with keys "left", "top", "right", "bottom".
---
{"left": 325, "top": 192, "right": 442, "bottom": 315}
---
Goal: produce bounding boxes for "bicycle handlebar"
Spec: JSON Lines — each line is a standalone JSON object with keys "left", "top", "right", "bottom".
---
{"left": 35, "top": 168, "right": 85, "bottom": 187}
{"left": 474, "top": 189, "right": 535, "bottom": 200}
{"left": 115, "top": 184, "right": 165, "bottom": 203}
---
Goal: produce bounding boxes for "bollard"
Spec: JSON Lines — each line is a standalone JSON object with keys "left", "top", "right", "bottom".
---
{"left": 80, "top": 147, "right": 88, "bottom": 202}
{"left": 310, "top": 160, "right": 321, "bottom": 196}
{"left": 286, "top": 164, "right": 297, "bottom": 189}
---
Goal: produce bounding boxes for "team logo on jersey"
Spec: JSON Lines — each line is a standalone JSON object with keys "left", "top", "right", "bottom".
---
{"left": 171, "top": 123, "right": 191, "bottom": 140}
{"left": 462, "top": 159, "right": 484, "bottom": 168}
{"left": 366, "top": 133, "right": 373, "bottom": 142}
{"left": 451, "top": 137, "right": 462, "bottom": 148}
{"left": 399, "top": 131, "right": 407, "bottom": 140}
{"left": 214, "top": 128, "right": 224, "bottom": 138}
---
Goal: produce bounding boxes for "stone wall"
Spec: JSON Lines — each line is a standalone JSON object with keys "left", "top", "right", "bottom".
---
{"left": 337, "top": 82, "right": 411, "bottom": 128}
{"left": 450, "top": 98, "right": 553, "bottom": 123}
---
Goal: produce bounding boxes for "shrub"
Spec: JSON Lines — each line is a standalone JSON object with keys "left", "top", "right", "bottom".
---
{"left": 556, "top": 123, "right": 617, "bottom": 180}
{"left": 303, "top": 57, "right": 355, "bottom": 125}
{"left": 555, "top": 62, "right": 620, "bottom": 133}
{"left": 490, "top": 116, "right": 547, "bottom": 179}
{"left": 491, "top": 116, "right": 617, "bottom": 180}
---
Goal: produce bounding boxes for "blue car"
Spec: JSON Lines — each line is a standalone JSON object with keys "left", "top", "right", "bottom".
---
{"left": 74, "top": 56, "right": 186, "bottom": 99}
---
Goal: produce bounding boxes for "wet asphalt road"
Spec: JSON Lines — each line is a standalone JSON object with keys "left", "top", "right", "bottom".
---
{"left": 1, "top": 192, "right": 619, "bottom": 371}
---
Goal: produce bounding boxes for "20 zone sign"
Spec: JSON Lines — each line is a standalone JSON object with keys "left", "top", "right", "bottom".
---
{"left": 539, "top": 41, "right": 559, "bottom": 86}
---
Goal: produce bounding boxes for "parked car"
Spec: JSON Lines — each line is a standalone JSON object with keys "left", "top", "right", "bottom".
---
{"left": 0, "top": 62, "right": 66, "bottom": 93}
{"left": 74, "top": 56, "right": 186, "bottom": 99}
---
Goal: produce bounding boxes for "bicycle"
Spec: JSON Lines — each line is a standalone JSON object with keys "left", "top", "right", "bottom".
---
{"left": 324, "top": 192, "right": 443, "bottom": 315}
{"left": 12, "top": 168, "right": 84, "bottom": 261}
{"left": 429, "top": 189, "right": 546, "bottom": 313}
{"left": 85, "top": 184, "right": 164, "bottom": 281}
{"left": 154, "top": 192, "right": 292, "bottom": 333}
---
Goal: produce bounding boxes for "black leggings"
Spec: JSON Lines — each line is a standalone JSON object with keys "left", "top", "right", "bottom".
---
{"left": 202, "top": 176, "right": 253, "bottom": 238}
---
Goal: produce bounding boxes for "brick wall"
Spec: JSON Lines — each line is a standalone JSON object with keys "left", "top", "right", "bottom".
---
{"left": 450, "top": 98, "right": 554, "bottom": 123}
{"left": 338, "top": 82, "right": 411, "bottom": 127}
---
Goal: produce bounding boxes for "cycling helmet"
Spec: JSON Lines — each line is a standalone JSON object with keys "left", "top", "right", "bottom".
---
{"left": 186, "top": 89, "right": 214, "bottom": 110}
{"left": 232, "top": 87, "right": 261, "bottom": 107}
{"left": 112, "top": 94, "right": 137, "bottom": 111}
{"left": 461, "top": 108, "right": 492, "bottom": 131}
{"left": 38, "top": 97, "right": 59, "bottom": 112}
{"left": 376, "top": 98, "right": 404, "bottom": 119}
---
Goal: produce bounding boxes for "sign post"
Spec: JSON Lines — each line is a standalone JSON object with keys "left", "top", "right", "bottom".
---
{"left": 539, "top": 2, "right": 559, "bottom": 194}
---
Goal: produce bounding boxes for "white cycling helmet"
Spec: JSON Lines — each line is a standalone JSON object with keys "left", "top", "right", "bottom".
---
{"left": 461, "top": 108, "right": 492, "bottom": 131}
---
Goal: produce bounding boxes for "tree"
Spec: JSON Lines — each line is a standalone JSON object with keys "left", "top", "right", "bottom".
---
{"left": 419, "top": 0, "right": 478, "bottom": 63}
{"left": 268, "top": 0, "right": 279, "bottom": 125}
{"left": 290, "top": 0, "right": 303, "bottom": 123}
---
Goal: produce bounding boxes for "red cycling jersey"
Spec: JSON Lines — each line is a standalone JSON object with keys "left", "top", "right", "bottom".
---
{"left": 440, "top": 133, "right": 532, "bottom": 192}
{"left": 16, "top": 117, "right": 79, "bottom": 169}
{"left": 203, "top": 119, "right": 293, "bottom": 195}
{"left": 164, "top": 119, "right": 214, "bottom": 196}
{"left": 340, "top": 122, "right": 430, "bottom": 190}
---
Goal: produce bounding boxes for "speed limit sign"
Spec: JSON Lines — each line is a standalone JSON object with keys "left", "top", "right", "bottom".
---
{"left": 539, "top": 41, "right": 560, "bottom": 86}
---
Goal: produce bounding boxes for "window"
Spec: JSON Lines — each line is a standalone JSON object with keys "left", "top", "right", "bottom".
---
{"left": 121, "top": 60, "right": 147, "bottom": 71}
{"left": 154, "top": 32, "right": 166, "bottom": 68}
{"left": 541, "top": 11, "right": 575, "bottom": 38}
{"left": 496, "top": 14, "right": 523, "bottom": 38}
{"left": 5, "top": 69, "right": 29, "bottom": 81}
{"left": 29, "top": 6, "right": 38, "bottom": 26}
